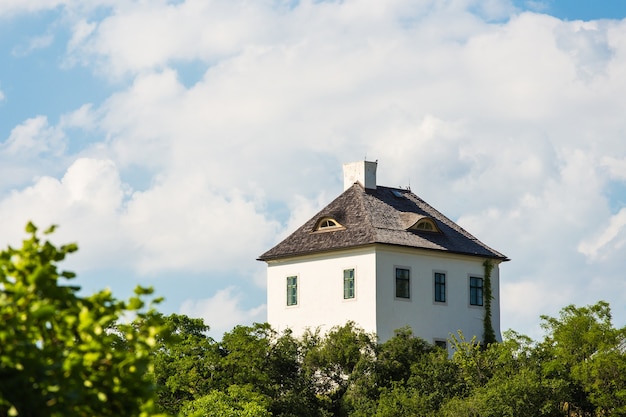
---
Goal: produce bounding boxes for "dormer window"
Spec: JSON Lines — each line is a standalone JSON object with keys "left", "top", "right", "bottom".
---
{"left": 315, "top": 217, "right": 344, "bottom": 232}
{"left": 320, "top": 219, "right": 338, "bottom": 228}
{"left": 401, "top": 214, "right": 441, "bottom": 233}
{"left": 414, "top": 218, "right": 437, "bottom": 231}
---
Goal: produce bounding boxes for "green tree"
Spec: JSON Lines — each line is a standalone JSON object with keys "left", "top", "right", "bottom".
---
{"left": 0, "top": 223, "right": 166, "bottom": 417}
{"left": 540, "top": 301, "right": 626, "bottom": 415}
{"left": 303, "top": 322, "right": 376, "bottom": 417}
{"left": 407, "top": 346, "right": 465, "bottom": 413}
{"left": 179, "top": 385, "right": 271, "bottom": 417}
{"left": 220, "top": 323, "right": 318, "bottom": 417}
{"left": 151, "top": 314, "right": 222, "bottom": 415}
{"left": 346, "top": 327, "right": 442, "bottom": 416}
{"left": 442, "top": 330, "right": 564, "bottom": 417}
{"left": 373, "top": 382, "right": 430, "bottom": 417}
{"left": 375, "top": 327, "right": 434, "bottom": 386}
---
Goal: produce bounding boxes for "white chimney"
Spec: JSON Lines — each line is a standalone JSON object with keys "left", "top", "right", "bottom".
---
{"left": 343, "top": 160, "right": 377, "bottom": 191}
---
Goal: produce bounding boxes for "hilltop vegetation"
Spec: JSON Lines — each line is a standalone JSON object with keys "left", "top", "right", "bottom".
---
{"left": 1, "top": 224, "right": 626, "bottom": 416}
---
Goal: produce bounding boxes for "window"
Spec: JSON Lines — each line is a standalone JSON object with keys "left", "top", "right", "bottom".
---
{"left": 434, "top": 340, "right": 447, "bottom": 350}
{"left": 470, "top": 276, "right": 483, "bottom": 306}
{"left": 406, "top": 216, "right": 441, "bottom": 233}
{"left": 343, "top": 268, "right": 355, "bottom": 299}
{"left": 319, "top": 219, "right": 338, "bottom": 228}
{"left": 287, "top": 276, "right": 298, "bottom": 306}
{"left": 395, "top": 268, "right": 410, "bottom": 299}
{"left": 415, "top": 219, "right": 436, "bottom": 231}
{"left": 315, "top": 217, "right": 344, "bottom": 232}
{"left": 434, "top": 272, "right": 446, "bottom": 302}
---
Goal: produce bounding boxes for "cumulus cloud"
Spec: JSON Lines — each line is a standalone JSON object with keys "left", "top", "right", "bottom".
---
{"left": 578, "top": 208, "right": 626, "bottom": 261}
{"left": 179, "top": 286, "right": 266, "bottom": 339}
{"left": 554, "top": 20, "right": 615, "bottom": 81}
{"left": 3, "top": 115, "right": 65, "bottom": 156}
{"left": 0, "top": 116, "right": 69, "bottom": 190}
{"left": 602, "top": 156, "right": 626, "bottom": 180}
{"left": 0, "top": 158, "right": 129, "bottom": 269}
{"left": 122, "top": 174, "right": 280, "bottom": 275}
{"left": 0, "top": 156, "right": 280, "bottom": 277}
{"left": 2, "top": 0, "right": 626, "bottom": 337}
{"left": 66, "top": 0, "right": 283, "bottom": 79}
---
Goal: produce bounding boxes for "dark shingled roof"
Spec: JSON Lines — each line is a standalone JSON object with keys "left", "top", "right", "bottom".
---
{"left": 258, "top": 184, "right": 509, "bottom": 262}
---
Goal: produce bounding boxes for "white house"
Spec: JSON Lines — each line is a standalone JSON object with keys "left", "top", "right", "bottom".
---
{"left": 258, "top": 161, "right": 508, "bottom": 347}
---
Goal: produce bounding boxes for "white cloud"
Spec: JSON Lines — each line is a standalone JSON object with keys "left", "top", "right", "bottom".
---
{"left": 2, "top": 115, "right": 65, "bottom": 157}
{"left": 12, "top": 33, "right": 54, "bottom": 57}
{"left": 59, "top": 104, "right": 97, "bottom": 130}
{"left": 2, "top": 0, "right": 626, "bottom": 337}
{"left": 0, "top": 116, "right": 69, "bottom": 190}
{"left": 501, "top": 279, "right": 573, "bottom": 338}
{"left": 0, "top": 0, "right": 66, "bottom": 17}
{"left": 179, "top": 286, "right": 266, "bottom": 339}
{"left": 578, "top": 208, "right": 626, "bottom": 261}
{"left": 601, "top": 156, "right": 626, "bottom": 180}
{"left": 554, "top": 20, "right": 615, "bottom": 81}
{"left": 0, "top": 154, "right": 280, "bottom": 277}
{"left": 122, "top": 173, "right": 280, "bottom": 275}
{"left": 67, "top": 0, "right": 281, "bottom": 79}
{"left": 0, "top": 158, "right": 129, "bottom": 269}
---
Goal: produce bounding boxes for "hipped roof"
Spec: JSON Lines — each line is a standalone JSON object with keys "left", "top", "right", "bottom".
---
{"left": 258, "top": 184, "right": 509, "bottom": 262}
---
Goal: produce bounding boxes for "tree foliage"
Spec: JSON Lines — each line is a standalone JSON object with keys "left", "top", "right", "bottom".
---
{"left": 151, "top": 314, "right": 221, "bottom": 415}
{"left": 0, "top": 223, "right": 166, "bottom": 417}
{"left": 179, "top": 385, "right": 271, "bottom": 417}
{"left": 146, "top": 301, "right": 626, "bottom": 417}
{"left": 3, "top": 224, "right": 626, "bottom": 417}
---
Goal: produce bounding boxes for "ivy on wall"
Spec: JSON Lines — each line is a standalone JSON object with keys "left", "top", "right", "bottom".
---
{"left": 482, "top": 259, "right": 496, "bottom": 345}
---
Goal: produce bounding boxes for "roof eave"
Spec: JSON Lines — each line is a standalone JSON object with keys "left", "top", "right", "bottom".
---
{"left": 258, "top": 242, "right": 509, "bottom": 263}
{"left": 257, "top": 243, "right": 376, "bottom": 263}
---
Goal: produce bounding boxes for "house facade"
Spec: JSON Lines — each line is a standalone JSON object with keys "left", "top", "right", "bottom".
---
{"left": 258, "top": 161, "right": 508, "bottom": 346}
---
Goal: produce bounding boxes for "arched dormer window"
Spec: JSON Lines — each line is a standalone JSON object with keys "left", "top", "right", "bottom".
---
{"left": 414, "top": 218, "right": 438, "bottom": 232}
{"left": 402, "top": 213, "right": 441, "bottom": 233}
{"left": 314, "top": 217, "right": 344, "bottom": 232}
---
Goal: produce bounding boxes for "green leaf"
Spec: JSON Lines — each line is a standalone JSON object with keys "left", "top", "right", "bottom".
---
{"left": 25, "top": 222, "right": 37, "bottom": 234}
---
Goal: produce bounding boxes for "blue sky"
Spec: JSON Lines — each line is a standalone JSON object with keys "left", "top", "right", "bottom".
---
{"left": 1, "top": 0, "right": 626, "bottom": 339}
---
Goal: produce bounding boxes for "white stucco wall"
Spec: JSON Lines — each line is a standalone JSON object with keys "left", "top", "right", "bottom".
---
{"left": 375, "top": 246, "right": 501, "bottom": 344}
{"left": 266, "top": 244, "right": 501, "bottom": 345}
{"left": 266, "top": 246, "right": 378, "bottom": 337}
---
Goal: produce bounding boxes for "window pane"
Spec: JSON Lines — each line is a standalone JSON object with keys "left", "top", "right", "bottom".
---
{"left": 344, "top": 269, "right": 355, "bottom": 299}
{"left": 470, "top": 277, "right": 483, "bottom": 306}
{"left": 287, "top": 276, "right": 298, "bottom": 306}
{"left": 435, "top": 272, "right": 446, "bottom": 302}
{"left": 395, "top": 268, "right": 410, "bottom": 299}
